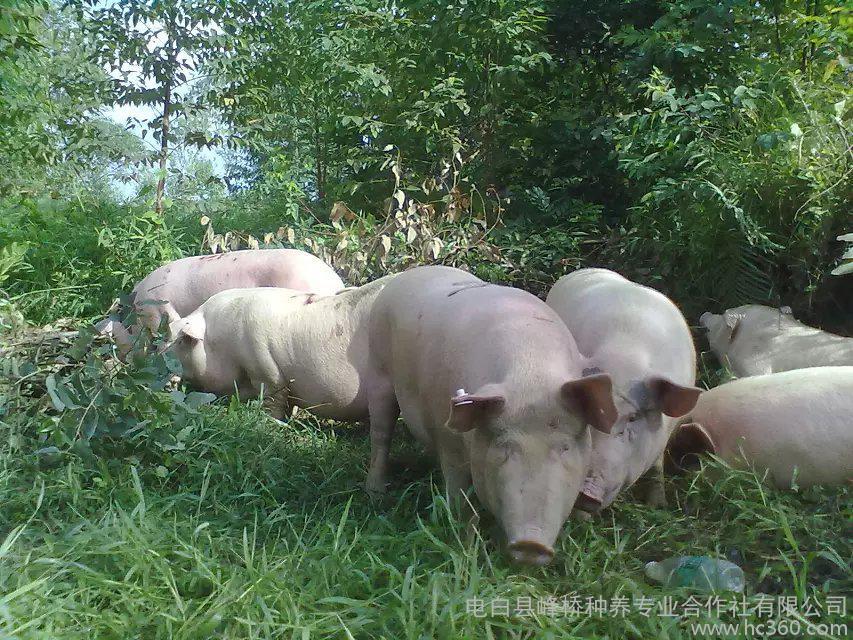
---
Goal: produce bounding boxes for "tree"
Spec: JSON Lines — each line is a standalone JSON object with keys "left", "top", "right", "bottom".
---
{"left": 70, "top": 0, "right": 240, "bottom": 213}
{"left": 216, "top": 0, "right": 552, "bottom": 210}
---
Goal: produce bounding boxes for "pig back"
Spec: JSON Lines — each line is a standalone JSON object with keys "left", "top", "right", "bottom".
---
{"left": 370, "top": 266, "right": 582, "bottom": 443}
{"left": 263, "top": 276, "right": 394, "bottom": 420}
{"left": 133, "top": 249, "right": 344, "bottom": 318}
{"left": 547, "top": 269, "right": 695, "bottom": 380}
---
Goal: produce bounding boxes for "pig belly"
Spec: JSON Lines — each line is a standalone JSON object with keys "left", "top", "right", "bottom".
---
{"left": 287, "top": 366, "right": 368, "bottom": 421}
{"left": 395, "top": 395, "right": 438, "bottom": 452}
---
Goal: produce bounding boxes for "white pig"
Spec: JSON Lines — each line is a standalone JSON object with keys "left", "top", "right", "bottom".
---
{"left": 99, "top": 249, "right": 345, "bottom": 355}
{"left": 166, "top": 277, "right": 393, "bottom": 420}
{"left": 546, "top": 268, "right": 701, "bottom": 511}
{"left": 666, "top": 367, "right": 853, "bottom": 488}
{"left": 699, "top": 304, "right": 853, "bottom": 377}
{"left": 368, "top": 266, "right": 617, "bottom": 566}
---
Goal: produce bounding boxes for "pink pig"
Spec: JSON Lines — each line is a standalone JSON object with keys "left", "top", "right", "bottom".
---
{"left": 98, "top": 249, "right": 344, "bottom": 355}
{"left": 367, "top": 266, "right": 617, "bottom": 565}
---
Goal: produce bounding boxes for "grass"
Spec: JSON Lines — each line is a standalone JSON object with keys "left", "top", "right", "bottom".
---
{"left": 0, "top": 398, "right": 849, "bottom": 639}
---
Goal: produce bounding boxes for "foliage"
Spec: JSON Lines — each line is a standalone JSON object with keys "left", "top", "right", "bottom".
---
{"left": 0, "top": 6, "right": 133, "bottom": 196}
{"left": 0, "top": 196, "right": 189, "bottom": 322}
{"left": 68, "top": 0, "right": 250, "bottom": 212}
{"left": 217, "top": 0, "right": 552, "bottom": 206}
{"left": 2, "top": 325, "right": 216, "bottom": 462}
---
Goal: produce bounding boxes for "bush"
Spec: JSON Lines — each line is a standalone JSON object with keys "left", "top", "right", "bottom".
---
{"left": 0, "top": 197, "right": 190, "bottom": 323}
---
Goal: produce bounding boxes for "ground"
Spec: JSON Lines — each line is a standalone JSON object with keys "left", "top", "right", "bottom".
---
{"left": 0, "top": 399, "right": 849, "bottom": 639}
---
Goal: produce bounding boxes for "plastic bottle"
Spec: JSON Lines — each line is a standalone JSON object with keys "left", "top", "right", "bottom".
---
{"left": 644, "top": 556, "right": 745, "bottom": 592}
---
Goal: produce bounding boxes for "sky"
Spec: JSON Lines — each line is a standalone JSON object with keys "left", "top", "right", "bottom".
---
{"left": 99, "top": 10, "right": 227, "bottom": 199}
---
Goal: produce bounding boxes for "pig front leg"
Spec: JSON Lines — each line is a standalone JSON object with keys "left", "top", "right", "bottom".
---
{"left": 436, "top": 442, "right": 479, "bottom": 524}
{"left": 440, "top": 455, "right": 472, "bottom": 505}
{"left": 640, "top": 454, "right": 667, "bottom": 507}
{"left": 365, "top": 382, "right": 400, "bottom": 496}
{"left": 262, "top": 387, "right": 291, "bottom": 421}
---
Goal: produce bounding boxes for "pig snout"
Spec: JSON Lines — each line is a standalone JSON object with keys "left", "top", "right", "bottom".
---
{"left": 574, "top": 478, "right": 605, "bottom": 513}
{"left": 506, "top": 528, "right": 555, "bottom": 566}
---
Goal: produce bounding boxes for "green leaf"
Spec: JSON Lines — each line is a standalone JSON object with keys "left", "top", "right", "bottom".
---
{"left": 185, "top": 392, "right": 217, "bottom": 409}
{"left": 45, "top": 375, "right": 65, "bottom": 411}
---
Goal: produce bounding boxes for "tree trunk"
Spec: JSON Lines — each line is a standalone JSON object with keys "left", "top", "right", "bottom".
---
{"left": 155, "top": 78, "right": 172, "bottom": 215}
{"left": 313, "top": 108, "right": 325, "bottom": 201}
{"left": 772, "top": 2, "right": 783, "bottom": 59}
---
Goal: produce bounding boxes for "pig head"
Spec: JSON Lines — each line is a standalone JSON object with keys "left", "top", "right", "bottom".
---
{"left": 449, "top": 376, "right": 617, "bottom": 565}
{"left": 575, "top": 366, "right": 701, "bottom": 511}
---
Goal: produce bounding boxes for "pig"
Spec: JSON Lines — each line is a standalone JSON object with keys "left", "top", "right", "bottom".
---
{"left": 367, "top": 266, "right": 617, "bottom": 566}
{"left": 699, "top": 304, "right": 853, "bottom": 377}
{"left": 98, "top": 249, "right": 345, "bottom": 356}
{"left": 165, "top": 276, "right": 394, "bottom": 420}
{"left": 666, "top": 367, "right": 853, "bottom": 488}
{"left": 546, "top": 268, "right": 701, "bottom": 512}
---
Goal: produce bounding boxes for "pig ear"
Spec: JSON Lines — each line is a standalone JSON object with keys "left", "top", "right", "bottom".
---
{"left": 666, "top": 422, "right": 715, "bottom": 471}
{"left": 723, "top": 310, "right": 745, "bottom": 343}
{"left": 561, "top": 373, "right": 617, "bottom": 434}
{"left": 648, "top": 377, "right": 702, "bottom": 418}
{"left": 445, "top": 388, "right": 506, "bottom": 433}
{"left": 176, "top": 315, "right": 205, "bottom": 342}
{"left": 724, "top": 310, "right": 743, "bottom": 331}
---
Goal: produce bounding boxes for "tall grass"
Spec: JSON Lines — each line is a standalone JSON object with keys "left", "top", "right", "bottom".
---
{"left": 0, "top": 401, "right": 848, "bottom": 638}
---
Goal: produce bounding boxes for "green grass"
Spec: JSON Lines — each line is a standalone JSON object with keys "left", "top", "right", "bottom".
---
{"left": 0, "top": 399, "right": 849, "bottom": 639}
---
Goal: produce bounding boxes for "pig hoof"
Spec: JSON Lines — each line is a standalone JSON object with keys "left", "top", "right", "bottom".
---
{"left": 571, "top": 510, "right": 593, "bottom": 522}
{"left": 644, "top": 491, "right": 667, "bottom": 508}
{"left": 365, "top": 478, "right": 387, "bottom": 498}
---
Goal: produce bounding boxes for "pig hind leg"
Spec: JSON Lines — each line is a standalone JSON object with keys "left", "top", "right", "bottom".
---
{"left": 365, "top": 379, "right": 400, "bottom": 496}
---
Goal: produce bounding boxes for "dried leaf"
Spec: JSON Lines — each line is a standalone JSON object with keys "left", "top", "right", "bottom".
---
{"left": 331, "top": 201, "right": 356, "bottom": 223}
{"left": 378, "top": 235, "right": 392, "bottom": 258}
{"left": 406, "top": 227, "right": 418, "bottom": 244}
{"left": 832, "top": 263, "right": 853, "bottom": 276}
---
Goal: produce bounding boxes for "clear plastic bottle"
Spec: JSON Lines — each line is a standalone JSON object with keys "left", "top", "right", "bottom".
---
{"left": 644, "top": 556, "right": 745, "bottom": 592}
